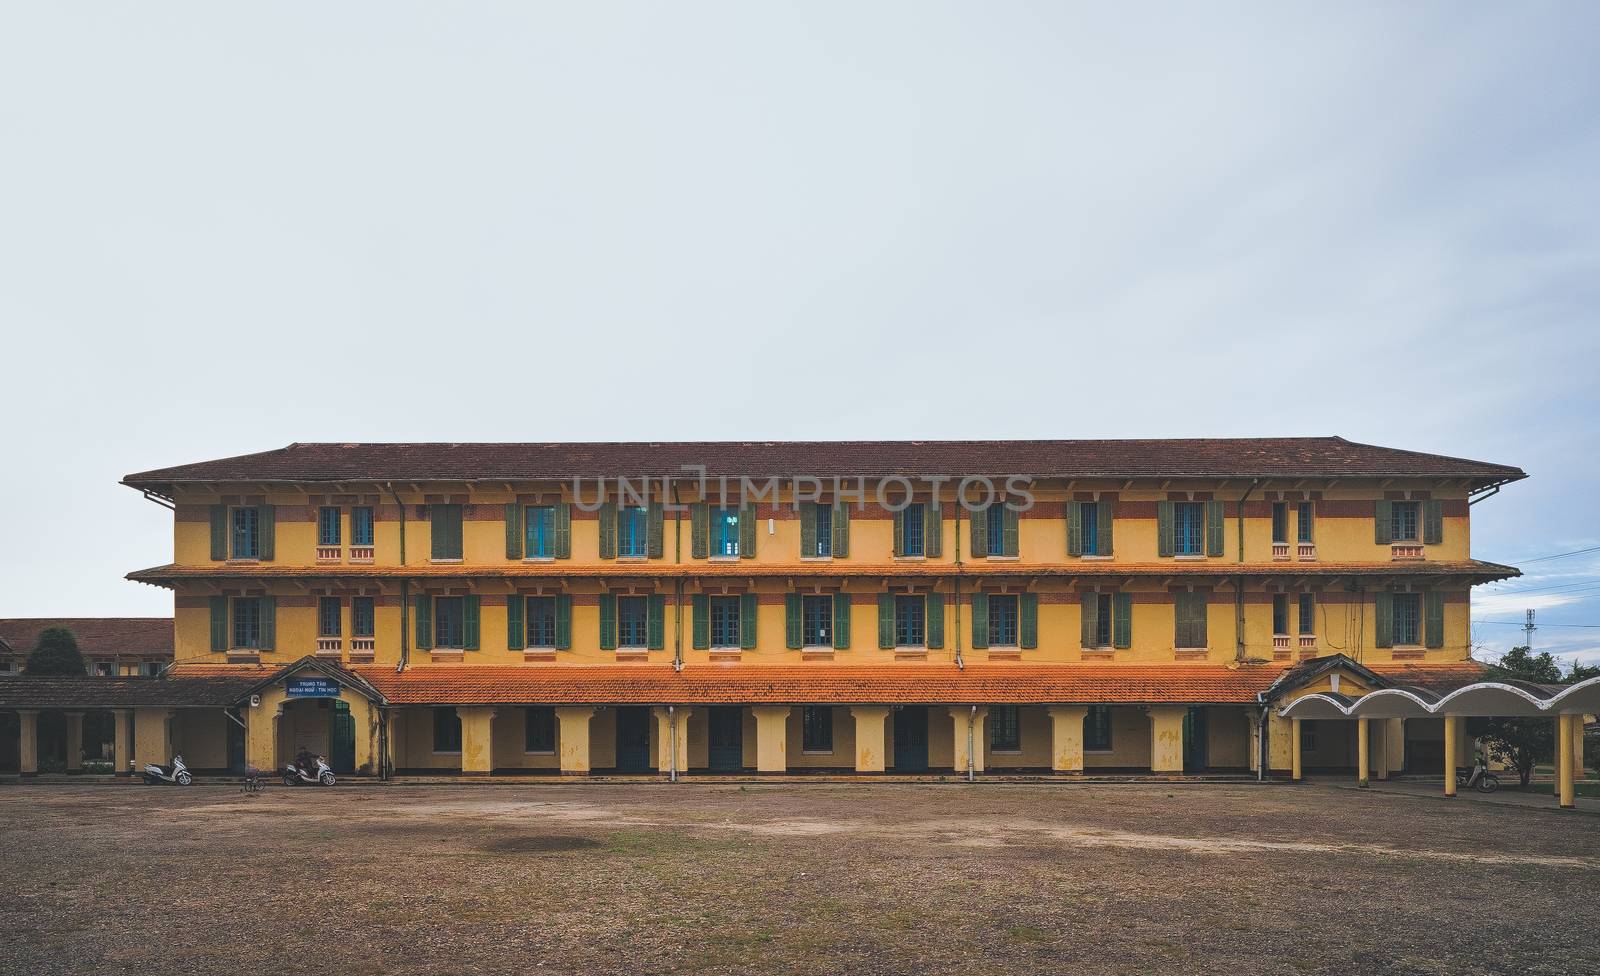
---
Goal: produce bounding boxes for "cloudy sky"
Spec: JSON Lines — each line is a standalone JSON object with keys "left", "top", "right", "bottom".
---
{"left": 2, "top": 4, "right": 1596, "bottom": 666}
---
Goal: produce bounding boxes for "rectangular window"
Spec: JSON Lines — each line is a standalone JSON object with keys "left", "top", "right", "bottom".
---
{"left": 526, "top": 596, "right": 557, "bottom": 648}
{"left": 989, "top": 705, "right": 1021, "bottom": 751}
{"left": 802, "top": 706, "right": 834, "bottom": 753}
{"left": 1272, "top": 594, "right": 1289, "bottom": 635}
{"left": 988, "top": 594, "right": 1019, "bottom": 647}
{"left": 1393, "top": 593, "right": 1421, "bottom": 645}
{"left": 802, "top": 594, "right": 833, "bottom": 646}
{"left": 318, "top": 596, "right": 342, "bottom": 637}
{"left": 351, "top": 506, "right": 375, "bottom": 546}
{"left": 141, "top": 661, "right": 162, "bottom": 677}
{"left": 1391, "top": 501, "right": 1420, "bottom": 542}
{"left": 901, "top": 503, "right": 925, "bottom": 557}
{"left": 231, "top": 597, "right": 261, "bottom": 648}
{"left": 1301, "top": 724, "right": 1317, "bottom": 752}
{"left": 1271, "top": 502, "right": 1288, "bottom": 544}
{"left": 434, "top": 596, "right": 465, "bottom": 649}
{"left": 1080, "top": 502, "right": 1099, "bottom": 555}
{"left": 894, "top": 594, "right": 925, "bottom": 646}
{"left": 618, "top": 506, "right": 649, "bottom": 557}
{"left": 318, "top": 506, "right": 342, "bottom": 546}
{"left": 985, "top": 504, "right": 1006, "bottom": 556}
{"left": 617, "top": 595, "right": 649, "bottom": 647}
{"left": 1174, "top": 502, "right": 1204, "bottom": 555}
{"left": 431, "top": 504, "right": 463, "bottom": 560}
{"left": 811, "top": 504, "right": 833, "bottom": 557}
{"left": 1296, "top": 501, "right": 1314, "bottom": 543}
{"left": 1085, "top": 706, "right": 1112, "bottom": 751}
{"left": 1095, "top": 593, "right": 1113, "bottom": 648}
{"left": 525, "top": 506, "right": 555, "bottom": 558}
{"left": 711, "top": 507, "right": 741, "bottom": 557}
{"left": 95, "top": 661, "right": 114, "bottom": 676}
{"left": 709, "top": 595, "right": 742, "bottom": 648}
{"left": 352, "top": 596, "right": 375, "bottom": 638}
{"left": 525, "top": 706, "right": 556, "bottom": 753}
{"left": 230, "top": 507, "right": 260, "bottom": 559}
{"left": 432, "top": 707, "right": 462, "bottom": 753}
{"left": 1298, "top": 593, "right": 1315, "bottom": 636}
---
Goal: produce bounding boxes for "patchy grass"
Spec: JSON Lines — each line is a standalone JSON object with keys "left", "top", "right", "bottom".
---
{"left": 0, "top": 782, "right": 1597, "bottom": 975}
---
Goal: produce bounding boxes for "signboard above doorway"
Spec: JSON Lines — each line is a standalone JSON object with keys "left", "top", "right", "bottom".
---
{"left": 286, "top": 677, "right": 341, "bottom": 699}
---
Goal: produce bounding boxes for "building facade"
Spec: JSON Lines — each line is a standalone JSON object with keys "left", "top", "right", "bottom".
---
{"left": 90, "top": 438, "right": 1523, "bottom": 780}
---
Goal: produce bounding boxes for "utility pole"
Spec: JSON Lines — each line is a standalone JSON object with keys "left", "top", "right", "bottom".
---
{"left": 1523, "top": 608, "right": 1537, "bottom": 651}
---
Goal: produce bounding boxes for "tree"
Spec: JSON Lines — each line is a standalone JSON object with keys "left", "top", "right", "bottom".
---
{"left": 1469, "top": 646, "right": 1588, "bottom": 787}
{"left": 22, "top": 627, "right": 87, "bottom": 676}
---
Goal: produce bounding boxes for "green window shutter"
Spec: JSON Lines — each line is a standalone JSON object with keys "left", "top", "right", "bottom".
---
{"left": 739, "top": 504, "right": 757, "bottom": 559}
{"left": 1425, "top": 591, "right": 1444, "bottom": 648}
{"left": 924, "top": 504, "right": 943, "bottom": 558}
{"left": 431, "top": 505, "right": 462, "bottom": 560}
{"left": 832, "top": 594, "right": 851, "bottom": 649}
{"left": 554, "top": 503, "right": 572, "bottom": 559}
{"left": 258, "top": 505, "right": 275, "bottom": 561}
{"left": 1374, "top": 500, "right": 1393, "bottom": 545}
{"left": 969, "top": 506, "right": 988, "bottom": 560}
{"left": 1174, "top": 594, "right": 1192, "bottom": 648}
{"left": 555, "top": 595, "right": 572, "bottom": 649}
{"left": 892, "top": 509, "right": 905, "bottom": 557}
{"left": 1113, "top": 593, "right": 1133, "bottom": 649}
{"left": 1205, "top": 501, "right": 1224, "bottom": 557}
{"left": 832, "top": 504, "right": 850, "bottom": 558}
{"left": 800, "top": 502, "right": 817, "bottom": 557}
{"left": 1081, "top": 591, "right": 1097, "bottom": 647}
{"left": 259, "top": 596, "right": 276, "bottom": 650}
{"left": 740, "top": 593, "right": 758, "bottom": 650}
{"left": 785, "top": 593, "right": 802, "bottom": 649}
{"left": 464, "top": 595, "right": 480, "bottom": 651}
{"left": 1423, "top": 500, "right": 1443, "bottom": 545}
{"left": 414, "top": 594, "right": 433, "bottom": 650}
{"left": 1002, "top": 507, "right": 1019, "bottom": 557}
{"left": 209, "top": 506, "right": 227, "bottom": 560}
{"left": 1020, "top": 592, "right": 1038, "bottom": 650}
{"left": 209, "top": 596, "right": 228, "bottom": 651}
{"left": 692, "top": 594, "right": 711, "bottom": 649}
{"left": 505, "top": 504, "right": 523, "bottom": 560}
{"left": 1193, "top": 594, "right": 1207, "bottom": 647}
{"left": 598, "top": 593, "right": 617, "bottom": 650}
{"left": 1067, "top": 502, "right": 1082, "bottom": 557}
{"left": 648, "top": 503, "right": 665, "bottom": 559}
{"left": 690, "top": 503, "right": 708, "bottom": 559}
{"left": 1157, "top": 502, "right": 1175, "bottom": 557}
{"left": 507, "top": 596, "right": 525, "bottom": 651}
{"left": 926, "top": 593, "right": 944, "bottom": 649}
{"left": 877, "top": 593, "right": 895, "bottom": 648}
{"left": 647, "top": 594, "right": 665, "bottom": 649}
{"left": 1098, "top": 502, "right": 1114, "bottom": 557}
{"left": 598, "top": 503, "right": 617, "bottom": 559}
{"left": 971, "top": 592, "right": 989, "bottom": 649}
{"left": 1375, "top": 592, "right": 1393, "bottom": 648}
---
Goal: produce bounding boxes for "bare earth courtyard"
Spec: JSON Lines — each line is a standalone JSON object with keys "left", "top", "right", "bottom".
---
{"left": 1, "top": 784, "right": 1595, "bottom": 976}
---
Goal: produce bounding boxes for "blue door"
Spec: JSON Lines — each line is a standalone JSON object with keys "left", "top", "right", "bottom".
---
{"left": 893, "top": 706, "right": 928, "bottom": 772}
{"left": 615, "top": 707, "right": 652, "bottom": 773}
{"left": 708, "top": 707, "right": 744, "bottom": 772}
{"left": 1183, "top": 707, "right": 1208, "bottom": 773}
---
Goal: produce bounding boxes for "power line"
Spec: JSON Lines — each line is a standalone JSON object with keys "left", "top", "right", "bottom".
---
{"left": 1506, "top": 545, "right": 1600, "bottom": 565}
{"left": 1472, "top": 619, "right": 1600, "bottom": 629}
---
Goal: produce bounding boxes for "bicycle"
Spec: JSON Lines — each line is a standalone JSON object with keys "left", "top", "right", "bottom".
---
{"left": 240, "top": 765, "right": 267, "bottom": 795}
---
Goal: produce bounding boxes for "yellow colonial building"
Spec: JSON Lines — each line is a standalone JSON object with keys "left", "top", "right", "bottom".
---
{"left": 9, "top": 435, "right": 1522, "bottom": 786}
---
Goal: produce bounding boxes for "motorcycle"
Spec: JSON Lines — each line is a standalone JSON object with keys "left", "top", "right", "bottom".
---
{"left": 1456, "top": 766, "right": 1500, "bottom": 793}
{"left": 283, "top": 755, "right": 337, "bottom": 787}
{"left": 141, "top": 755, "right": 193, "bottom": 786}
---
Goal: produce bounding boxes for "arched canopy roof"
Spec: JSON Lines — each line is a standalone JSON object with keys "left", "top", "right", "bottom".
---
{"left": 1280, "top": 674, "right": 1600, "bottom": 719}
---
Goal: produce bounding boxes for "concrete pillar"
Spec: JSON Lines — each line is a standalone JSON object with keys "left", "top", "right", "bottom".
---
{"left": 946, "top": 706, "right": 989, "bottom": 775}
{"left": 1267, "top": 710, "right": 1294, "bottom": 774}
{"left": 1148, "top": 706, "right": 1185, "bottom": 773}
{"left": 1557, "top": 714, "right": 1576, "bottom": 809}
{"left": 64, "top": 712, "right": 85, "bottom": 772}
{"left": 652, "top": 706, "right": 693, "bottom": 777}
{"left": 1290, "top": 718, "right": 1302, "bottom": 782}
{"left": 1372, "top": 718, "right": 1390, "bottom": 781}
{"left": 133, "top": 709, "right": 173, "bottom": 769}
{"left": 1047, "top": 705, "right": 1088, "bottom": 773}
{"left": 850, "top": 706, "right": 891, "bottom": 773}
{"left": 1573, "top": 715, "right": 1587, "bottom": 783}
{"left": 1357, "top": 718, "right": 1370, "bottom": 788}
{"left": 751, "top": 706, "right": 791, "bottom": 773}
{"left": 1384, "top": 718, "right": 1404, "bottom": 779}
{"left": 245, "top": 704, "right": 280, "bottom": 772}
{"left": 113, "top": 709, "right": 133, "bottom": 776}
{"left": 555, "top": 707, "right": 595, "bottom": 775}
{"left": 1443, "top": 715, "right": 1459, "bottom": 797}
{"left": 458, "top": 706, "right": 496, "bottom": 775}
{"left": 17, "top": 710, "right": 39, "bottom": 776}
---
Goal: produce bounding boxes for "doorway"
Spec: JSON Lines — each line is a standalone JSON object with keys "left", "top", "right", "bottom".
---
{"left": 1183, "top": 707, "right": 1209, "bottom": 773}
{"left": 708, "top": 706, "right": 744, "bottom": 772}
{"left": 614, "top": 706, "right": 652, "bottom": 773}
{"left": 893, "top": 705, "right": 929, "bottom": 772}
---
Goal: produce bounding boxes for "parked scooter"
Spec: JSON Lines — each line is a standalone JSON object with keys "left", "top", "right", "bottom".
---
{"left": 141, "top": 755, "right": 192, "bottom": 786}
{"left": 283, "top": 754, "right": 336, "bottom": 787}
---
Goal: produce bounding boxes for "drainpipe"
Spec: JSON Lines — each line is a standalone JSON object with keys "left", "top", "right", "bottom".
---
{"left": 671, "top": 480, "right": 684, "bottom": 673}
{"left": 953, "top": 503, "right": 965, "bottom": 670}
{"left": 967, "top": 704, "right": 977, "bottom": 782}
{"left": 385, "top": 482, "right": 410, "bottom": 673}
{"left": 1235, "top": 479, "right": 1260, "bottom": 663}
{"left": 1256, "top": 696, "right": 1270, "bottom": 782}
{"left": 668, "top": 704, "right": 679, "bottom": 783}
{"left": 377, "top": 707, "right": 390, "bottom": 781}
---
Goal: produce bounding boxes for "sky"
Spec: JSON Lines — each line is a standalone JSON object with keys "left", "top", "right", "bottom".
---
{"left": 1, "top": 4, "right": 1596, "bottom": 667}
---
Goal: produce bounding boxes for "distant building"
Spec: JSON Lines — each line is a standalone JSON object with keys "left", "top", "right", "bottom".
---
{"left": 0, "top": 618, "right": 172, "bottom": 676}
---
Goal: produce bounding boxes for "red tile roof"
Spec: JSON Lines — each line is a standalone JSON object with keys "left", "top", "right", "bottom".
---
{"left": 352, "top": 663, "right": 1287, "bottom": 706}
{"left": 0, "top": 618, "right": 173, "bottom": 659}
{"left": 1372, "top": 662, "right": 1491, "bottom": 693}
{"left": 123, "top": 437, "right": 1525, "bottom": 487}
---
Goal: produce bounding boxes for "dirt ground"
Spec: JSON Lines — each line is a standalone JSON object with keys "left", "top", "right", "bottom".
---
{"left": 1, "top": 782, "right": 1596, "bottom": 976}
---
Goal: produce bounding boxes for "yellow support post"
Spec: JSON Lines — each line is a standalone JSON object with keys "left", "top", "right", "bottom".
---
{"left": 1558, "top": 714, "right": 1576, "bottom": 810}
{"left": 1443, "top": 715, "right": 1459, "bottom": 797}
{"left": 1291, "top": 718, "right": 1302, "bottom": 782}
{"left": 1357, "top": 718, "right": 1370, "bottom": 788}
